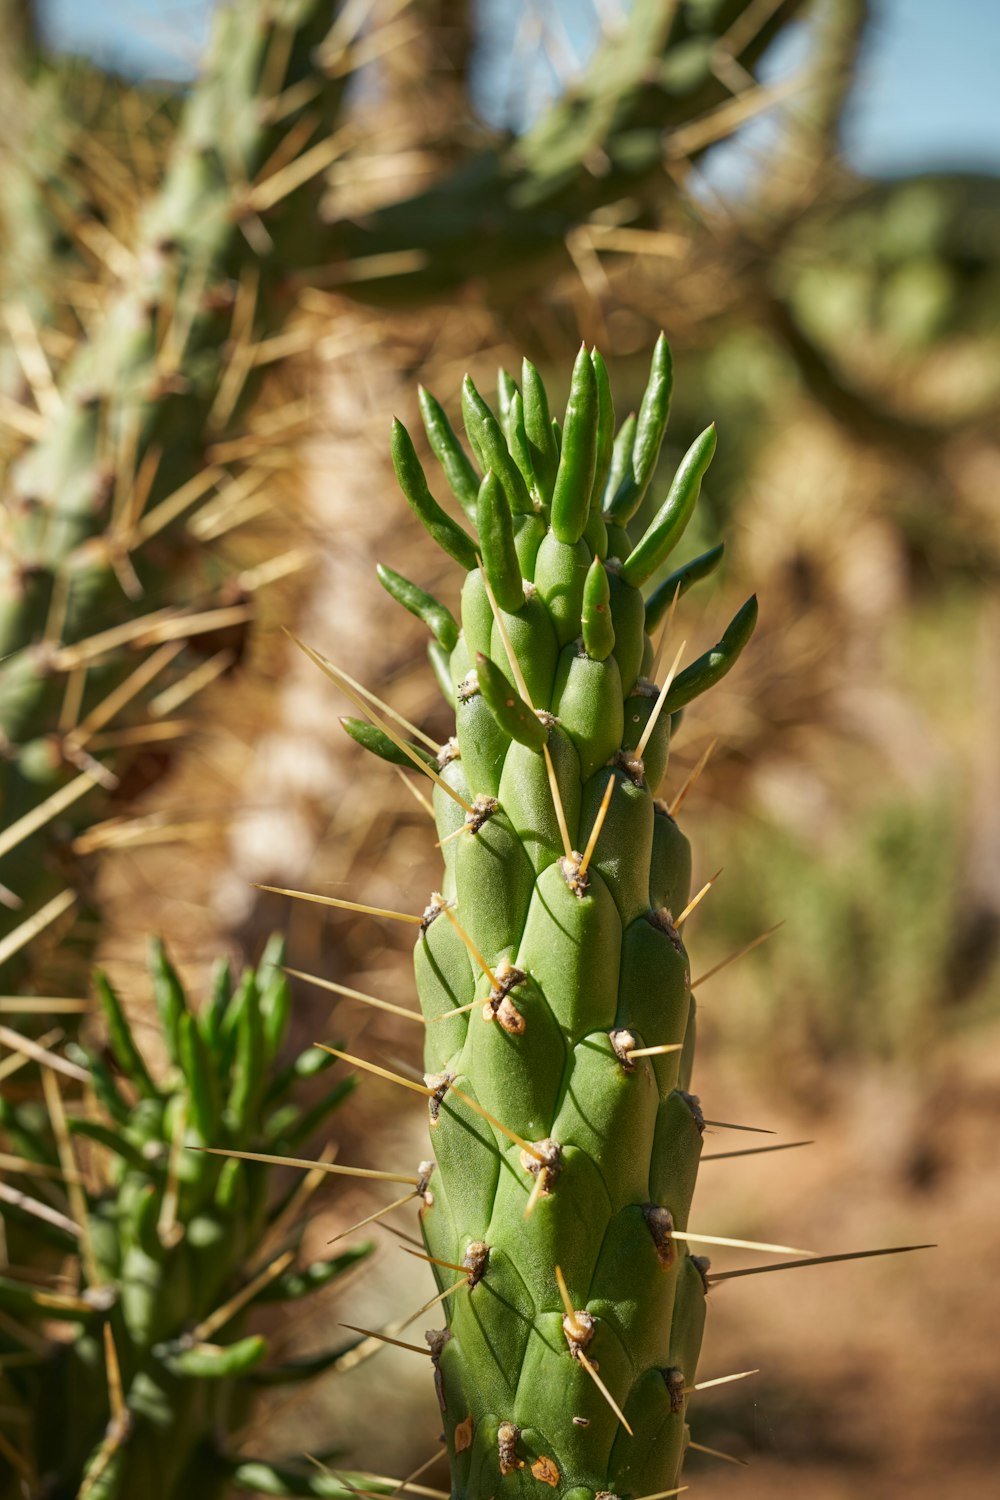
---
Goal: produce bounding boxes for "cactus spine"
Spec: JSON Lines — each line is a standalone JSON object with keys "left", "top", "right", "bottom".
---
{"left": 366, "top": 340, "right": 754, "bottom": 1497}
{"left": 0, "top": 939, "right": 363, "bottom": 1498}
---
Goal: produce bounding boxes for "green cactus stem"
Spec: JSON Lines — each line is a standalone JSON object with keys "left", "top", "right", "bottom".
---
{"left": 320, "top": 337, "right": 932, "bottom": 1499}
{"left": 344, "top": 339, "right": 758, "bottom": 1499}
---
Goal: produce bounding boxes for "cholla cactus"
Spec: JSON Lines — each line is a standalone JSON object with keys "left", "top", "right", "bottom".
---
{"left": 389, "top": 339, "right": 750, "bottom": 1496}
{"left": 274, "top": 339, "right": 931, "bottom": 1498}
{"left": 0, "top": 937, "right": 363, "bottom": 1499}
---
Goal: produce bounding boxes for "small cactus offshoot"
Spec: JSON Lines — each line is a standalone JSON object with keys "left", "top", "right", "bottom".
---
{"left": 0, "top": 937, "right": 365, "bottom": 1499}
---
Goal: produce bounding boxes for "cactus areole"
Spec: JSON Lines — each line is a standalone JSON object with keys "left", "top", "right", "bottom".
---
{"left": 367, "top": 339, "right": 757, "bottom": 1498}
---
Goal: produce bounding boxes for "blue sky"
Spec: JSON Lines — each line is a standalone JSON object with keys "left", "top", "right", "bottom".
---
{"left": 39, "top": 0, "right": 1000, "bottom": 180}
{"left": 846, "top": 0, "right": 1000, "bottom": 174}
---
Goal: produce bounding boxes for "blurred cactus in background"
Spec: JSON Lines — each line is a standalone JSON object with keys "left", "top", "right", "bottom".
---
{"left": 323, "top": 0, "right": 807, "bottom": 300}
{"left": 0, "top": 0, "right": 355, "bottom": 987}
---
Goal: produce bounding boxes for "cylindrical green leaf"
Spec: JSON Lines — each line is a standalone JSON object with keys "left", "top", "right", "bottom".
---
{"left": 264, "top": 1103, "right": 301, "bottom": 1143}
{"left": 581, "top": 557, "right": 615, "bottom": 661}
{"left": 66, "top": 1117, "right": 149, "bottom": 1171}
{"left": 521, "top": 357, "right": 559, "bottom": 503}
{"left": 226, "top": 978, "right": 265, "bottom": 1133}
{"left": 462, "top": 375, "right": 532, "bottom": 516}
{"left": 283, "top": 1075, "right": 357, "bottom": 1147}
{"left": 476, "top": 470, "right": 524, "bottom": 613}
{"left": 644, "top": 543, "right": 725, "bottom": 632}
{"left": 551, "top": 344, "right": 598, "bottom": 544}
{"left": 603, "top": 411, "right": 636, "bottom": 511}
{"left": 418, "top": 385, "right": 480, "bottom": 520}
{"left": 339, "top": 716, "right": 436, "bottom": 769}
{"left": 391, "top": 418, "right": 478, "bottom": 569}
{"left": 507, "top": 390, "right": 541, "bottom": 507}
{"left": 162, "top": 1334, "right": 268, "bottom": 1379}
{"left": 620, "top": 424, "right": 716, "bottom": 588}
{"left": 475, "top": 652, "right": 547, "bottom": 751}
{"left": 265, "top": 1042, "right": 338, "bottom": 1106}
{"left": 221, "top": 968, "right": 255, "bottom": 1051}
{"left": 377, "top": 563, "right": 458, "bottom": 651}
{"left": 256, "top": 1245, "right": 370, "bottom": 1302}
{"left": 149, "top": 937, "right": 188, "bottom": 1068}
{"left": 202, "top": 955, "right": 233, "bottom": 1049}
{"left": 94, "top": 969, "right": 157, "bottom": 1099}
{"left": 497, "top": 367, "right": 519, "bottom": 442}
{"left": 228, "top": 1460, "right": 357, "bottom": 1497}
{"left": 0, "top": 1274, "right": 96, "bottom": 1323}
{"left": 258, "top": 934, "right": 290, "bottom": 1059}
{"left": 663, "top": 595, "right": 758, "bottom": 713}
{"left": 178, "top": 1011, "right": 221, "bottom": 1140}
{"left": 73, "top": 1046, "right": 131, "bottom": 1125}
{"left": 590, "top": 346, "right": 615, "bottom": 507}
{"left": 604, "top": 331, "right": 673, "bottom": 523}
{"left": 215, "top": 1155, "right": 247, "bottom": 1215}
{"left": 249, "top": 1339, "right": 362, "bottom": 1385}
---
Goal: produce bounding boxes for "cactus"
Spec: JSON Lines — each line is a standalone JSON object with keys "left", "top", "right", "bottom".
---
{"left": 296, "top": 340, "right": 743, "bottom": 1495}
{"left": 0, "top": 0, "right": 352, "bottom": 984}
{"left": 0, "top": 937, "right": 364, "bottom": 1498}
{"left": 391, "top": 339, "right": 749, "bottom": 1496}
{"left": 279, "top": 338, "right": 935, "bottom": 1498}
{"left": 0, "top": 39, "right": 178, "bottom": 410}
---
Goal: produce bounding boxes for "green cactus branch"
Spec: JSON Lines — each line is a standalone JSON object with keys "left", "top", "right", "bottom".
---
{"left": 293, "top": 338, "right": 753, "bottom": 1498}
{"left": 0, "top": 22, "right": 181, "bottom": 411}
{"left": 278, "top": 338, "right": 932, "bottom": 1498}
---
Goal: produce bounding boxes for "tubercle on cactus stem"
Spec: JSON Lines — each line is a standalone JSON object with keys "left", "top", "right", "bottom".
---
{"left": 554, "top": 1263, "right": 633, "bottom": 1435}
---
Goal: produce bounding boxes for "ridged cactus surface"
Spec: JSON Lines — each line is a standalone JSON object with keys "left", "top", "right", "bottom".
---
{"left": 0, "top": 938, "right": 362, "bottom": 1499}
{"left": 367, "top": 340, "right": 756, "bottom": 1497}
